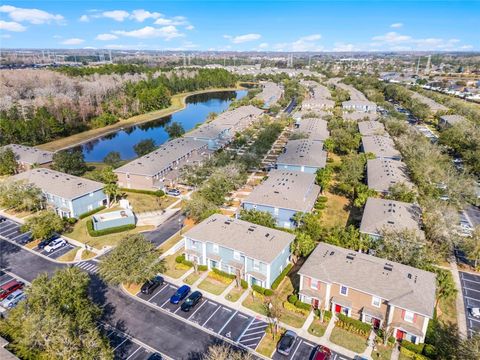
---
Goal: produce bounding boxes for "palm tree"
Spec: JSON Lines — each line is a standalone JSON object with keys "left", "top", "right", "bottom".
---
{"left": 104, "top": 182, "right": 120, "bottom": 206}
{"left": 435, "top": 270, "right": 457, "bottom": 314}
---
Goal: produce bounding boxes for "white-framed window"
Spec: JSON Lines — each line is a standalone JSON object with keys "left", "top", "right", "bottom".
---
{"left": 372, "top": 296, "right": 381, "bottom": 308}
{"left": 403, "top": 310, "right": 415, "bottom": 323}
{"left": 253, "top": 260, "right": 260, "bottom": 271}
{"left": 340, "top": 285, "right": 348, "bottom": 296}
{"left": 274, "top": 207, "right": 279, "bottom": 215}
{"left": 234, "top": 251, "right": 240, "bottom": 260}
{"left": 89, "top": 192, "right": 94, "bottom": 197}
{"left": 213, "top": 244, "right": 219, "bottom": 253}
{"left": 311, "top": 279, "right": 318, "bottom": 290}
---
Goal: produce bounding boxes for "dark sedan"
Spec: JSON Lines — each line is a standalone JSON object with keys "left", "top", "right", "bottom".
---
{"left": 169, "top": 285, "right": 190, "bottom": 304}
{"left": 277, "top": 330, "right": 297, "bottom": 356}
{"left": 180, "top": 291, "right": 202, "bottom": 312}
{"left": 141, "top": 275, "right": 164, "bottom": 295}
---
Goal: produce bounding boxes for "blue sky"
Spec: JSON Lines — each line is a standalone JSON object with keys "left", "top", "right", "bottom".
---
{"left": 0, "top": 1, "right": 478, "bottom": 51}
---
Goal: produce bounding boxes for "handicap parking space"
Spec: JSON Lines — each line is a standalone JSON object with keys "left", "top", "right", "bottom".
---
{"left": 219, "top": 311, "right": 252, "bottom": 341}
{"left": 238, "top": 318, "right": 268, "bottom": 350}
{"left": 459, "top": 271, "right": 480, "bottom": 336}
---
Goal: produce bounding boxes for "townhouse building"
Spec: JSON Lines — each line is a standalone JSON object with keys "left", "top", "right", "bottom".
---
{"left": 114, "top": 138, "right": 209, "bottom": 190}
{"left": 366, "top": 158, "right": 414, "bottom": 194}
{"left": 361, "top": 135, "right": 402, "bottom": 160}
{"left": 358, "top": 121, "right": 386, "bottom": 136}
{"left": 241, "top": 170, "right": 320, "bottom": 228}
{"left": 10, "top": 168, "right": 107, "bottom": 218}
{"left": 410, "top": 92, "right": 448, "bottom": 113}
{"left": 342, "top": 100, "right": 378, "bottom": 113}
{"left": 255, "top": 81, "right": 283, "bottom": 108}
{"left": 438, "top": 114, "right": 467, "bottom": 128}
{"left": 360, "top": 197, "right": 425, "bottom": 240}
{"left": 182, "top": 214, "right": 295, "bottom": 289}
{"left": 293, "top": 118, "right": 330, "bottom": 142}
{"left": 276, "top": 139, "right": 327, "bottom": 174}
{"left": 343, "top": 112, "right": 379, "bottom": 122}
{"left": 298, "top": 243, "right": 436, "bottom": 344}
{"left": 2, "top": 144, "right": 53, "bottom": 172}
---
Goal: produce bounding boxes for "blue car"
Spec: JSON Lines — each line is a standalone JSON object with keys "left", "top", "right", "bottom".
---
{"left": 169, "top": 285, "right": 190, "bottom": 304}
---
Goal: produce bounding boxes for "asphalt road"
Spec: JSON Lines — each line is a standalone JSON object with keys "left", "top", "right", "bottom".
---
{"left": 143, "top": 212, "right": 186, "bottom": 248}
{"left": 0, "top": 239, "right": 240, "bottom": 359}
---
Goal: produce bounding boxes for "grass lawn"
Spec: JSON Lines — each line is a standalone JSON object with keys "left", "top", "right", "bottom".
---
{"left": 320, "top": 189, "right": 350, "bottom": 228}
{"left": 242, "top": 293, "right": 268, "bottom": 316}
{"left": 198, "top": 273, "right": 232, "bottom": 295}
{"left": 163, "top": 250, "right": 191, "bottom": 279}
{"left": 123, "top": 192, "right": 177, "bottom": 213}
{"left": 65, "top": 207, "right": 153, "bottom": 249}
{"left": 274, "top": 273, "right": 308, "bottom": 328}
{"left": 56, "top": 247, "right": 79, "bottom": 262}
{"left": 184, "top": 272, "right": 203, "bottom": 285}
{"left": 256, "top": 327, "right": 283, "bottom": 358}
{"left": 329, "top": 327, "right": 368, "bottom": 354}
{"left": 438, "top": 293, "right": 457, "bottom": 326}
{"left": 25, "top": 239, "right": 40, "bottom": 249}
{"left": 124, "top": 283, "right": 142, "bottom": 296}
{"left": 4, "top": 208, "right": 35, "bottom": 219}
{"left": 373, "top": 345, "right": 393, "bottom": 360}
{"left": 81, "top": 249, "right": 96, "bottom": 260}
{"left": 308, "top": 318, "right": 329, "bottom": 337}
{"left": 225, "top": 286, "right": 245, "bottom": 302}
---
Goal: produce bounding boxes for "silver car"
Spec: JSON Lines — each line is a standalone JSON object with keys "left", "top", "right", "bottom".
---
{"left": 44, "top": 238, "right": 67, "bottom": 253}
{"left": 0, "top": 289, "right": 26, "bottom": 309}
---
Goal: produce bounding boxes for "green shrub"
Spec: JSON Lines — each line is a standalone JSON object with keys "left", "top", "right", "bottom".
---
{"left": 388, "top": 336, "right": 396, "bottom": 345}
{"left": 283, "top": 301, "right": 310, "bottom": 315}
{"left": 294, "top": 300, "right": 311, "bottom": 311}
{"left": 252, "top": 284, "right": 265, "bottom": 295}
{"left": 399, "top": 347, "right": 429, "bottom": 360}
{"left": 317, "top": 196, "right": 328, "bottom": 203}
{"left": 401, "top": 341, "right": 424, "bottom": 355}
{"left": 336, "top": 313, "right": 372, "bottom": 337}
{"left": 316, "top": 309, "right": 332, "bottom": 323}
{"left": 271, "top": 263, "right": 293, "bottom": 290}
{"left": 197, "top": 265, "right": 208, "bottom": 271}
{"left": 288, "top": 294, "right": 298, "bottom": 304}
{"left": 314, "top": 202, "right": 326, "bottom": 210}
{"left": 422, "top": 344, "right": 437, "bottom": 359}
{"left": 241, "top": 279, "right": 248, "bottom": 289}
{"left": 175, "top": 255, "right": 185, "bottom": 263}
{"left": 264, "top": 289, "right": 274, "bottom": 296}
{"left": 182, "top": 259, "right": 194, "bottom": 267}
{"left": 212, "top": 267, "right": 236, "bottom": 279}
{"left": 86, "top": 219, "right": 135, "bottom": 237}
{"left": 120, "top": 188, "right": 165, "bottom": 197}
{"left": 78, "top": 206, "right": 106, "bottom": 219}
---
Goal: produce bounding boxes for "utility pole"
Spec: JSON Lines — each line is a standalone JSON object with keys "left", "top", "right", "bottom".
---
{"left": 425, "top": 55, "right": 431, "bottom": 75}
{"left": 415, "top": 57, "right": 421, "bottom": 75}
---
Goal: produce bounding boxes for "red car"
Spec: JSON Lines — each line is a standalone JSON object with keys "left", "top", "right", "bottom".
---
{"left": 0, "top": 280, "right": 24, "bottom": 300}
{"left": 312, "top": 345, "right": 331, "bottom": 360}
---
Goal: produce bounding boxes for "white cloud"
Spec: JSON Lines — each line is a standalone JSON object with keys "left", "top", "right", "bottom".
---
{"left": 102, "top": 10, "right": 130, "bottom": 22}
{"left": 371, "top": 31, "right": 467, "bottom": 50}
{"left": 0, "top": 5, "right": 63, "bottom": 24}
{"left": 154, "top": 16, "right": 189, "bottom": 26}
{"left": 95, "top": 33, "right": 118, "bottom": 41}
{"left": 333, "top": 42, "right": 358, "bottom": 52}
{"left": 113, "top": 25, "right": 183, "bottom": 40}
{"left": 0, "top": 20, "right": 26, "bottom": 32}
{"left": 1, "top": 33, "right": 12, "bottom": 38}
{"left": 298, "top": 34, "right": 322, "bottom": 42}
{"left": 185, "top": 24, "right": 194, "bottom": 30}
{"left": 390, "top": 23, "right": 403, "bottom": 28}
{"left": 258, "top": 42, "right": 269, "bottom": 49}
{"left": 61, "top": 38, "right": 85, "bottom": 45}
{"left": 224, "top": 33, "right": 261, "bottom": 44}
{"left": 79, "top": 15, "right": 89, "bottom": 22}
{"left": 130, "top": 9, "right": 162, "bottom": 22}
{"left": 372, "top": 32, "right": 412, "bottom": 44}
{"left": 273, "top": 34, "right": 323, "bottom": 51}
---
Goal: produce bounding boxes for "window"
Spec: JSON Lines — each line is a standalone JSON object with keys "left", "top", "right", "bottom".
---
{"left": 234, "top": 251, "right": 240, "bottom": 260}
{"left": 274, "top": 207, "right": 279, "bottom": 215}
{"left": 253, "top": 260, "right": 260, "bottom": 271}
{"left": 340, "top": 285, "right": 348, "bottom": 296}
{"left": 213, "top": 244, "right": 219, "bottom": 253}
{"left": 403, "top": 310, "right": 415, "bottom": 323}
{"left": 311, "top": 279, "right": 318, "bottom": 290}
{"left": 89, "top": 192, "right": 93, "bottom": 197}
{"left": 372, "top": 296, "right": 381, "bottom": 308}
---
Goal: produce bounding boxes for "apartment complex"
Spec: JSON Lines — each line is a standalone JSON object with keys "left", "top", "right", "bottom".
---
{"left": 358, "top": 121, "right": 385, "bottom": 136}
{"left": 183, "top": 214, "right": 295, "bottom": 289}
{"left": 301, "top": 82, "right": 335, "bottom": 111}
{"left": 10, "top": 168, "right": 107, "bottom": 218}
{"left": 298, "top": 243, "right": 436, "bottom": 344}
{"left": 362, "top": 135, "right": 402, "bottom": 160}
{"left": 366, "top": 158, "right": 414, "bottom": 194}
{"left": 2, "top": 144, "right": 54, "bottom": 172}
{"left": 276, "top": 139, "right": 327, "bottom": 173}
{"left": 255, "top": 81, "right": 283, "bottom": 108}
{"left": 293, "top": 118, "right": 329, "bottom": 142}
{"left": 342, "top": 100, "right": 378, "bottom": 113}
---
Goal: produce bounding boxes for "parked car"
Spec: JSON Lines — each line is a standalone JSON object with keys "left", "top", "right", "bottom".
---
{"left": 0, "top": 280, "right": 24, "bottom": 300}
{"left": 470, "top": 307, "right": 480, "bottom": 319}
{"left": 312, "top": 345, "right": 332, "bottom": 360}
{"left": 181, "top": 291, "right": 202, "bottom": 312}
{"left": 0, "top": 290, "right": 26, "bottom": 309}
{"left": 277, "top": 330, "right": 297, "bottom": 356}
{"left": 165, "top": 188, "right": 181, "bottom": 196}
{"left": 169, "top": 285, "right": 190, "bottom": 304}
{"left": 141, "top": 276, "right": 164, "bottom": 295}
{"left": 38, "top": 234, "right": 60, "bottom": 249}
{"left": 44, "top": 238, "right": 67, "bottom": 253}
{"left": 0, "top": 216, "right": 6, "bottom": 223}
{"left": 147, "top": 353, "right": 162, "bottom": 360}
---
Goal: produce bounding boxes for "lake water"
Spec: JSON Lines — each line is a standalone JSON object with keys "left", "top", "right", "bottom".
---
{"left": 76, "top": 90, "right": 248, "bottom": 162}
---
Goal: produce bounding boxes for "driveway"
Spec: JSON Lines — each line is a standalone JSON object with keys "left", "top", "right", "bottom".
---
{"left": 459, "top": 271, "right": 480, "bottom": 336}
{"left": 143, "top": 212, "right": 185, "bottom": 248}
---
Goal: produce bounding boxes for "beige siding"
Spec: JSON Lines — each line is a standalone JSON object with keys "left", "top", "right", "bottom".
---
{"left": 391, "top": 307, "right": 426, "bottom": 333}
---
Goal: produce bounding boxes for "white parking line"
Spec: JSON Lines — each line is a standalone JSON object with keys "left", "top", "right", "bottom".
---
{"left": 464, "top": 287, "right": 480, "bottom": 293}
{"left": 188, "top": 299, "right": 207, "bottom": 320}
{"left": 290, "top": 339, "right": 303, "bottom": 359}
{"left": 218, "top": 310, "right": 238, "bottom": 334}
{"left": 243, "top": 329, "right": 266, "bottom": 337}
{"left": 464, "top": 278, "right": 480, "bottom": 285}
{"left": 113, "top": 338, "right": 128, "bottom": 351}
{"left": 148, "top": 284, "right": 169, "bottom": 302}
{"left": 11, "top": 232, "right": 30, "bottom": 241}
{"left": 202, "top": 305, "right": 221, "bottom": 327}
{"left": 0, "top": 277, "right": 14, "bottom": 287}
{"left": 126, "top": 346, "right": 142, "bottom": 360}
{"left": 246, "top": 324, "right": 267, "bottom": 331}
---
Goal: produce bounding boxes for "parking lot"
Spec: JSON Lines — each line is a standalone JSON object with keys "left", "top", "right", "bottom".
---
{"left": 272, "top": 337, "right": 350, "bottom": 360}
{"left": 0, "top": 216, "right": 74, "bottom": 260}
{"left": 0, "top": 270, "right": 26, "bottom": 314}
{"left": 136, "top": 282, "right": 268, "bottom": 351}
{"left": 459, "top": 271, "right": 480, "bottom": 336}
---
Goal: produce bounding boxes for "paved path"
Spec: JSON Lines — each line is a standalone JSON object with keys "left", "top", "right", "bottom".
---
{"left": 449, "top": 258, "right": 468, "bottom": 338}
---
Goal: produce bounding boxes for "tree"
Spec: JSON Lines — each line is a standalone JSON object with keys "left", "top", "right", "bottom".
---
{"left": 104, "top": 182, "right": 120, "bottom": 206}
{"left": 315, "top": 166, "right": 333, "bottom": 193}
{"left": 0, "top": 147, "right": 18, "bottom": 175}
{"left": 353, "top": 184, "right": 377, "bottom": 207}
{"left": 386, "top": 183, "right": 417, "bottom": 203}
{"left": 458, "top": 333, "right": 480, "bottom": 360}
{"left": 462, "top": 227, "right": 480, "bottom": 269}
{"left": 323, "top": 225, "right": 370, "bottom": 251}
{"left": 0, "top": 267, "right": 113, "bottom": 359}
{"left": 434, "top": 269, "right": 457, "bottom": 314}
{"left": 262, "top": 299, "right": 282, "bottom": 341}
{"left": 239, "top": 209, "right": 276, "bottom": 228}
{"left": 336, "top": 153, "right": 368, "bottom": 197}
{"left": 21, "top": 211, "right": 65, "bottom": 240}
{"left": 294, "top": 212, "right": 323, "bottom": 241}
{"left": 290, "top": 232, "right": 316, "bottom": 263}
{"left": 165, "top": 121, "right": 185, "bottom": 138}
{"left": 0, "top": 180, "right": 43, "bottom": 212}
{"left": 51, "top": 150, "right": 88, "bottom": 176}
{"left": 203, "top": 344, "right": 253, "bottom": 360}
{"left": 103, "top": 151, "right": 122, "bottom": 167}
{"left": 133, "top": 138, "right": 156, "bottom": 157}
{"left": 98, "top": 234, "right": 165, "bottom": 286}
{"left": 184, "top": 193, "right": 219, "bottom": 222}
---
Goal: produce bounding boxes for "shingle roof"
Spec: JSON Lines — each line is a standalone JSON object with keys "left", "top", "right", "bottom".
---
{"left": 294, "top": 118, "right": 330, "bottom": 141}
{"left": 362, "top": 135, "right": 402, "bottom": 159}
{"left": 114, "top": 138, "right": 207, "bottom": 176}
{"left": 342, "top": 100, "right": 377, "bottom": 108}
{"left": 360, "top": 197, "right": 424, "bottom": 239}
{"left": 276, "top": 139, "right": 327, "bottom": 169}
{"left": 242, "top": 170, "right": 320, "bottom": 212}
{"left": 440, "top": 114, "right": 467, "bottom": 126}
{"left": 255, "top": 81, "right": 283, "bottom": 107}
{"left": 183, "top": 214, "right": 295, "bottom": 263}
{"left": 343, "top": 112, "right": 379, "bottom": 121}
{"left": 358, "top": 121, "right": 385, "bottom": 136}
{"left": 367, "top": 159, "right": 414, "bottom": 193}
{"left": 411, "top": 92, "right": 448, "bottom": 112}
{"left": 10, "top": 168, "right": 104, "bottom": 200}
{"left": 298, "top": 242, "right": 436, "bottom": 317}
{"left": 3, "top": 144, "right": 53, "bottom": 165}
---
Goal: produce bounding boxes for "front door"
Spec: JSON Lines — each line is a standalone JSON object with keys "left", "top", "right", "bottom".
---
{"left": 312, "top": 298, "right": 319, "bottom": 309}
{"left": 372, "top": 318, "right": 381, "bottom": 329}
{"left": 396, "top": 329, "right": 405, "bottom": 341}
{"left": 210, "top": 260, "right": 218, "bottom": 269}
{"left": 335, "top": 304, "right": 342, "bottom": 313}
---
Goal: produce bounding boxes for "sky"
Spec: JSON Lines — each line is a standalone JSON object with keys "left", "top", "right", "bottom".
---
{"left": 0, "top": 1, "right": 479, "bottom": 52}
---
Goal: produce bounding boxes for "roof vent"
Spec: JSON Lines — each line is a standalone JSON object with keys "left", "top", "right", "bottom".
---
{"left": 224, "top": 221, "right": 231, "bottom": 225}
{"left": 346, "top": 253, "right": 356, "bottom": 261}
{"left": 384, "top": 263, "right": 393, "bottom": 271}
{"left": 407, "top": 273, "right": 412, "bottom": 279}
{"left": 329, "top": 251, "right": 335, "bottom": 256}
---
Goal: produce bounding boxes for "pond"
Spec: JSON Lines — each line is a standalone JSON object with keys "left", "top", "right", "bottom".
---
{"left": 75, "top": 90, "right": 248, "bottom": 162}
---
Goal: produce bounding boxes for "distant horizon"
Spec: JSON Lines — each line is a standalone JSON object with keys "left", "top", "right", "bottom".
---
{"left": 1, "top": 1, "right": 479, "bottom": 52}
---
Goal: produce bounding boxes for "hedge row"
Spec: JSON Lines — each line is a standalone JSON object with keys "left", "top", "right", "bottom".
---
{"left": 120, "top": 188, "right": 165, "bottom": 197}
{"left": 175, "top": 254, "right": 194, "bottom": 268}
{"left": 399, "top": 347, "right": 430, "bottom": 360}
{"left": 284, "top": 301, "right": 309, "bottom": 315}
{"left": 78, "top": 206, "right": 106, "bottom": 219}
{"left": 401, "top": 341, "right": 436, "bottom": 359}
{"left": 212, "top": 267, "right": 236, "bottom": 280}
{"left": 241, "top": 279, "right": 248, "bottom": 289}
{"left": 336, "top": 313, "right": 372, "bottom": 338}
{"left": 86, "top": 219, "right": 135, "bottom": 237}
{"left": 314, "top": 309, "right": 332, "bottom": 323}
{"left": 271, "top": 263, "right": 293, "bottom": 290}
{"left": 252, "top": 284, "right": 274, "bottom": 296}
